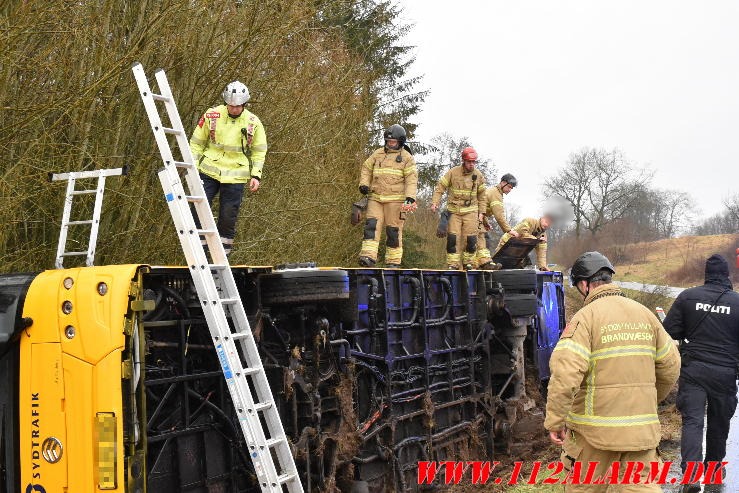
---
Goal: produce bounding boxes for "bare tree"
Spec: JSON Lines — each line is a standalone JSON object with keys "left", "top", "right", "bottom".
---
{"left": 693, "top": 193, "right": 739, "bottom": 235}
{"left": 723, "top": 193, "right": 739, "bottom": 223}
{"left": 583, "top": 149, "right": 652, "bottom": 235}
{"left": 693, "top": 211, "right": 739, "bottom": 235}
{"left": 655, "top": 192, "right": 694, "bottom": 238}
{"left": 543, "top": 147, "right": 651, "bottom": 237}
{"left": 542, "top": 148, "right": 597, "bottom": 237}
{"left": 610, "top": 187, "right": 696, "bottom": 241}
{"left": 506, "top": 203, "right": 521, "bottom": 229}
{"left": 620, "top": 189, "right": 661, "bottom": 241}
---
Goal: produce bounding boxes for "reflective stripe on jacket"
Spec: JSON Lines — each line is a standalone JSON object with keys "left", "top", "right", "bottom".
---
{"left": 484, "top": 184, "right": 511, "bottom": 232}
{"left": 544, "top": 283, "right": 680, "bottom": 451}
{"left": 431, "top": 165, "right": 487, "bottom": 214}
{"left": 359, "top": 147, "right": 417, "bottom": 203}
{"left": 190, "top": 104, "right": 267, "bottom": 184}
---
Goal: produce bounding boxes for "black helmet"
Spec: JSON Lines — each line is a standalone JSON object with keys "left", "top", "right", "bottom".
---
{"left": 383, "top": 124, "right": 407, "bottom": 147}
{"left": 569, "top": 251, "right": 615, "bottom": 286}
{"left": 500, "top": 173, "right": 517, "bottom": 187}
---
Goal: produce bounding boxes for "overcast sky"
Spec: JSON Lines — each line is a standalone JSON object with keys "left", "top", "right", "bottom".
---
{"left": 401, "top": 0, "right": 739, "bottom": 222}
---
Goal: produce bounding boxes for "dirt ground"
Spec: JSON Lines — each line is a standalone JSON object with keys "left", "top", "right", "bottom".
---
{"left": 445, "top": 369, "right": 558, "bottom": 492}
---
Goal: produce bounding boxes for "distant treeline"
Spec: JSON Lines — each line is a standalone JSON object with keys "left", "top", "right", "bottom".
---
{"left": 0, "top": 0, "right": 425, "bottom": 272}
{"left": 543, "top": 148, "right": 739, "bottom": 270}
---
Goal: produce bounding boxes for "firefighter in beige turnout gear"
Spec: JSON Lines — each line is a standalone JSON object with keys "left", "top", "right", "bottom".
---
{"left": 358, "top": 124, "right": 418, "bottom": 267}
{"left": 190, "top": 80, "right": 267, "bottom": 256}
{"left": 494, "top": 216, "right": 550, "bottom": 270}
{"left": 476, "top": 173, "right": 518, "bottom": 268}
{"left": 545, "top": 252, "right": 680, "bottom": 492}
{"left": 430, "top": 147, "right": 487, "bottom": 269}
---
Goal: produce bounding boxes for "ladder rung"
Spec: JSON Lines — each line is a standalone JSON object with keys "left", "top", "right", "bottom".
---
{"left": 186, "top": 195, "right": 206, "bottom": 203}
{"left": 265, "top": 437, "right": 286, "bottom": 449}
{"left": 240, "top": 365, "right": 260, "bottom": 376}
{"left": 65, "top": 220, "right": 93, "bottom": 225}
{"left": 162, "top": 126, "right": 183, "bottom": 136}
{"left": 220, "top": 297, "right": 239, "bottom": 305}
{"left": 232, "top": 332, "right": 253, "bottom": 341}
{"left": 208, "top": 264, "right": 228, "bottom": 270}
{"left": 51, "top": 167, "right": 126, "bottom": 182}
{"left": 253, "top": 401, "right": 273, "bottom": 413}
{"left": 71, "top": 189, "right": 97, "bottom": 195}
{"left": 277, "top": 473, "right": 298, "bottom": 485}
{"left": 62, "top": 251, "right": 87, "bottom": 256}
{"left": 151, "top": 93, "right": 170, "bottom": 102}
{"left": 173, "top": 160, "right": 194, "bottom": 169}
{"left": 197, "top": 229, "right": 217, "bottom": 235}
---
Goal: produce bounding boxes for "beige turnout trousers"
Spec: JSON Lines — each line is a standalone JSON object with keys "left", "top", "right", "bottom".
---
{"left": 446, "top": 212, "right": 479, "bottom": 268}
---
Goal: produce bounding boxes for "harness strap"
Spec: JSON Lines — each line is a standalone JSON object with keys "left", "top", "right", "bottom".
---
{"left": 209, "top": 118, "right": 217, "bottom": 142}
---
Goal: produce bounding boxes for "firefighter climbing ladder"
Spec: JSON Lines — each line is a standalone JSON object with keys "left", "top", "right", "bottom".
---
{"left": 132, "top": 62, "right": 302, "bottom": 493}
{"left": 51, "top": 167, "right": 126, "bottom": 269}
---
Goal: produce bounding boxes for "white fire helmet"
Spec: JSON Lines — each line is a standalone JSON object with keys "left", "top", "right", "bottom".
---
{"left": 222, "top": 81, "right": 250, "bottom": 106}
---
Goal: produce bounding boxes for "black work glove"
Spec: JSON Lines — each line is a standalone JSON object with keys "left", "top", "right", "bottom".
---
{"left": 359, "top": 185, "right": 369, "bottom": 195}
{"left": 436, "top": 209, "right": 450, "bottom": 238}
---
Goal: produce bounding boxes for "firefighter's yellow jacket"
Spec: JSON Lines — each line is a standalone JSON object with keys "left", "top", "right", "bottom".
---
{"left": 359, "top": 147, "right": 417, "bottom": 203}
{"left": 484, "top": 184, "right": 512, "bottom": 232}
{"left": 544, "top": 283, "right": 681, "bottom": 451}
{"left": 498, "top": 217, "right": 548, "bottom": 268}
{"left": 190, "top": 104, "right": 267, "bottom": 184}
{"left": 431, "top": 166, "right": 487, "bottom": 214}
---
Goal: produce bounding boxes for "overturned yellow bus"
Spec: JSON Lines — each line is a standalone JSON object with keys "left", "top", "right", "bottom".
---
{"left": 0, "top": 263, "right": 564, "bottom": 492}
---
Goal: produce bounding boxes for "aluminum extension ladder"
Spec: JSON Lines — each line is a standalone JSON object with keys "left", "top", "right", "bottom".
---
{"left": 132, "top": 62, "right": 302, "bottom": 493}
{"left": 50, "top": 167, "right": 126, "bottom": 269}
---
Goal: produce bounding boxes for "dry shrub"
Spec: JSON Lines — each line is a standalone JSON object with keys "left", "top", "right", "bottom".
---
{"left": 665, "top": 256, "right": 706, "bottom": 286}
{"left": 620, "top": 285, "right": 676, "bottom": 313}
{"left": 565, "top": 284, "right": 674, "bottom": 325}
{"left": 549, "top": 221, "right": 652, "bottom": 269}
{"left": 619, "top": 242, "right": 651, "bottom": 264}
{"left": 548, "top": 235, "right": 597, "bottom": 270}
{"left": 401, "top": 200, "right": 447, "bottom": 268}
{"left": 563, "top": 285, "right": 584, "bottom": 321}
{"left": 665, "top": 234, "right": 739, "bottom": 286}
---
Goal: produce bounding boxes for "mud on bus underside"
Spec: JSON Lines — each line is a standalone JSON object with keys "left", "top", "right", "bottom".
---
{"left": 136, "top": 266, "right": 564, "bottom": 493}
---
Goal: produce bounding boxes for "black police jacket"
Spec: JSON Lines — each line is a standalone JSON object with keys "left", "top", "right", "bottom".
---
{"left": 663, "top": 278, "right": 739, "bottom": 369}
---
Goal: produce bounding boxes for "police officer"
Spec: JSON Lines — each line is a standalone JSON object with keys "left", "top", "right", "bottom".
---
{"left": 190, "top": 81, "right": 267, "bottom": 256}
{"left": 476, "top": 173, "right": 518, "bottom": 269}
{"left": 663, "top": 254, "right": 739, "bottom": 492}
{"left": 358, "top": 124, "right": 417, "bottom": 267}
{"left": 545, "top": 252, "right": 680, "bottom": 492}
{"left": 430, "top": 147, "right": 487, "bottom": 270}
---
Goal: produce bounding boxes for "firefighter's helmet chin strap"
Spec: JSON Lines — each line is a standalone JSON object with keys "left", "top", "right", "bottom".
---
{"left": 385, "top": 140, "right": 401, "bottom": 152}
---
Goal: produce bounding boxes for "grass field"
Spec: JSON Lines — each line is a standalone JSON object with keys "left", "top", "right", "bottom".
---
{"left": 614, "top": 234, "right": 737, "bottom": 287}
